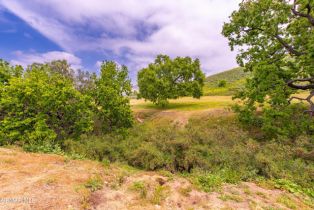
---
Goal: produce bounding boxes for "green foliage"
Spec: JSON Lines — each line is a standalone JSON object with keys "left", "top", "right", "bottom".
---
{"left": 23, "top": 140, "right": 64, "bottom": 155}
{"left": 234, "top": 103, "right": 314, "bottom": 138}
{"left": 84, "top": 176, "right": 103, "bottom": 192}
{"left": 94, "top": 61, "right": 133, "bottom": 132}
{"left": 217, "top": 80, "right": 227, "bottom": 87}
{"left": 192, "top": 173, "right": 224, "bottom": 192}
{"left": 129, "top": 144, "right": 166, "bottom": 170}
{"left": 0, "top": 59, "right": 133, "bottom": 148}
{"left": 64, "top": 115, "right": 314, "bottom": 192}
{"left": 274, "top": 179, "right": 314, "bottom": 198}
{"left": 0, "top": 63, "right": 93, "bottom": 145}
{"left": 223, "top": 0, "right": 314, "bottom": 137}
{"left": 190, "top": 167, "right": 251, "bottom": 193}
{"left": 137, "top": 54, "right": 205, "bottom": 106}
{"left": 63, "top": 135, "right": 124, "bottom": 162}
{"left": 129, "top": 181, "right": 148, "bottom": 198}
{"left": 0, "top": 59, "right": 23, "bottom": 85}
{"left": 261, "top": 104, "right": 314, "bottom": 138}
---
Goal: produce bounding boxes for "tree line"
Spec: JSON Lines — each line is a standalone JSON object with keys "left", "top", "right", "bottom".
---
{"left": 0, "top": 55, "right": 205, "bottom": 147}
{"left": 0, "top": 60, "right": 133, "bottom": 146}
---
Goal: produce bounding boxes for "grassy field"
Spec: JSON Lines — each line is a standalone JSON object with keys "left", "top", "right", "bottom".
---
{"left": 131, "top": 96, "right": 235, "bottom": 111}
{"left": 131, "top": 92, "right": 310, "bottom": 112}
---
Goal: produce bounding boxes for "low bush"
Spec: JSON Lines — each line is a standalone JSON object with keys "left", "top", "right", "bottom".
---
{"left": 63, "top": 115, "right": 314, "bottom": 195}
{"left": 84, "top": 176, "right": 103, "bottom": 192}
{"left": 217, "top": 80, "right": 227, "bottom": 87}
{"left": 129, "top": 181, "right": 147, "bottom": 198}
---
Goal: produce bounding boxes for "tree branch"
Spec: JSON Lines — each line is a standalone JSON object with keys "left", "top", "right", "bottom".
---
{"left": 274, "top": 34, "right": 304, "bottom": 56}
{"left": 288, "top": 89, "right": 314, "bottom": 117}
{"left": 288, "top": 96, "right": 308, "bottom": 103}
{"left": 292, "top": 0, "right": 314, "bottom": 26}
{"left": 287, "top": 78, "right": 314, "bottom": 90}
{"left": 241, "top": 27, "right": 304, "bottom": 56}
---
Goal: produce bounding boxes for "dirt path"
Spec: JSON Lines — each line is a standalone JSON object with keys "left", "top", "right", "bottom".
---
{"left": 134, "top": 108, "right": 233, "bottom": 127}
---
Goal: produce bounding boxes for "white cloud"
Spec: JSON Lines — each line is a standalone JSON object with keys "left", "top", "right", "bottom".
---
{"left": 11, "top": 51, "right": 82, "bottom": 69}
{"left": 0, "top": 0, "right": 241, "bottom": 76}
{"left": 95, "top": 61, "right": 103, "bottom": 68}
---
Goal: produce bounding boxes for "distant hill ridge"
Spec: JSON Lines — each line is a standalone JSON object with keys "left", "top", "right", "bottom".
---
{"left": 203, "top": 67, "right": 249, "bottom": 96}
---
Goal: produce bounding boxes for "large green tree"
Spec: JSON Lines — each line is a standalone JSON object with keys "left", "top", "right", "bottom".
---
{"left": 0, "top": 62, "right": 94, "bottom": 145}
{"left": 0, "top": 59, "right": 134, "bottom": 147}
{"left": 137, "top": 55, "right": 205, "bottom": 106}
{"left": 222, "top": 0, "right": 314, "bottom": 136}
{"left": 94, "top": 61, "right": 133, "bottom": 132}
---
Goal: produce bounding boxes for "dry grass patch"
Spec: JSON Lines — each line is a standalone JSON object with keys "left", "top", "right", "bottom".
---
{"left": 0, "top": 147, "right": 103, "bottom": 210}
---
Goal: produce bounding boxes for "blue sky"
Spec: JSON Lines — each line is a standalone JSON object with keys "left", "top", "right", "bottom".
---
{"left": 0, "top": 0, "right": 240, "bottom": 81}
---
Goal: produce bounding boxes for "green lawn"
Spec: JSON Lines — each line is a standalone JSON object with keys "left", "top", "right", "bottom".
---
{"left": 131, "top": 92, "right": 311, "bottom": 112}
{"left": 131, "top": 96, "right": 235, "bottom": 111}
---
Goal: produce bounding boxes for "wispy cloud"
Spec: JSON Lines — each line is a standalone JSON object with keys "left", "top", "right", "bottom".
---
{"left": 0, "top": 0, "right": 241, "bottom": 76}
{"left": 11, "top": 51, "right": 82, "bottom": 69}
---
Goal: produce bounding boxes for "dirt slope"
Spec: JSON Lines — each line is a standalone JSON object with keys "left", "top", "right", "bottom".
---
{"left": 0, "top": 148, "right": 312, "bottom": 210}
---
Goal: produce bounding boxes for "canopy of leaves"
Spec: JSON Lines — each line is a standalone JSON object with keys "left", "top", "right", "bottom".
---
{"left": 94, "top": 61, "right": 133, "bottom": 133}
{"left": 222, "top": 0, "right": 314, "bottom": 137}
{"left": 0, "top": 62, "right": 94, "bottom": 145}
{"left": 0, "top": 60, "right": 133, "bottom": 146}
{"left": 137, "top": 55, "right": 205, "bottom": 106}
{"left": 0, "top": 59, "right": 23, "bottom": 85}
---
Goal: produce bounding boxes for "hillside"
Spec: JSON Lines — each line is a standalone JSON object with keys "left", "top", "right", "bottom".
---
{"left": 203, "top": 67, "right": 249, "bottom": 96}
{"left": 1, "top": 147, "right": 312, "bottom": 210}
{"left": 1, "top": 99, "right": 313, "bottom": 210}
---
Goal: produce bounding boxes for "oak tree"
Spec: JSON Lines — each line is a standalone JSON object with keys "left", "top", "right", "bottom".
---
{"left": 137, "top": 55, "right": 205, "bottom": 106}
{"left": 223, "top": 0, "right": 314, "bottom": 136}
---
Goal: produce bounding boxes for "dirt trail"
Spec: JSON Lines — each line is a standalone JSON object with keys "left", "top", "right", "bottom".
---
{"left": 134, "top": 108, "right": 233, "bottom": 127}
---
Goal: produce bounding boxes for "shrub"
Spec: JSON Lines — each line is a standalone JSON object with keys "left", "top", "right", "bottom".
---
{"left": 84, "top": 176, "right": 103, "bottom": 192}
{"left": 129, "top": 144, "right": 166, "bottom": 170}
{"left": 192, "top": 173, "right": 224, "bottom": 192}
{"left": 261, "top": 104, "right": 314, "bottom": 139}
{"left": 63, "top": 115, "right": 314, "bottom": 192}
{"left": 129, "top": 181, "right": 147, "bottom": 198}
{"left": 217, "top": 80, "right": 227, "bottom": 87}
{"left": 0, "top": 65, "right": 94, "bottom": 145}
{"left": 63, "top": 135, "right": 124, "bottom": 162}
